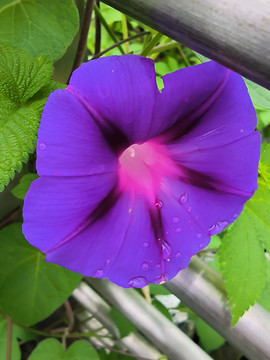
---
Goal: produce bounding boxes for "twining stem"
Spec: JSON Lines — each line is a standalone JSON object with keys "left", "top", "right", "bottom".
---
{"left": 6, "top": 317, "right": 12, "bottom": 360}
{"left": 121, "top": 14, "right": 129, "bottom": 53}
{"left": 94, "top": 0, "right": 101, "bottom": 55}
{"left": 178, "top": 44, "right": 191, "bottom": 67}
{"left": 71, "top": 0, "right": 95, "bottom": 74}
{"left": 94, "top": 4, "right": 125, "bottom": 55}
{"left": 141, "top": 32, "right": 163, "bottom": 57}
{"left": 92, "top": 31, "right": 150, "bottom": 59}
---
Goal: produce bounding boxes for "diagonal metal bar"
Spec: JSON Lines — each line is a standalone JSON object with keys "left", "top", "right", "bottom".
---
{"left": 88, "top": 278, "right": 213, "bottom": 360}
{"left": 165, "top": 256, "right": 270, "bottom": 360}
{"left": 101, "top": 0, "right": 270, "bottom": 90}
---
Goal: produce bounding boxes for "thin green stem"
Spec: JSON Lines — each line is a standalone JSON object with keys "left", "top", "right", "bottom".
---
{"left": 141, "top": 32, "right": 163, "bottom": 57}
{"left": 92, "top": 31, "right": 150, "bottom": 59}
{"left": 94, "top": 0, "right": 101, "bottom": 55}
{"left": 177, "top": 45, "right": 191, "bottom": 67}
{"left": 121, "top": 13, "right": 129, "bottom": 53}
{"left": 149, "top": 40, "right": 179, "bottom": 55}
{"left": 94, "top": 4, "right": 125, "bottom": 54}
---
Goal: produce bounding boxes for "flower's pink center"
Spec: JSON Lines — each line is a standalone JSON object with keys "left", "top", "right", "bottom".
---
{"left": 118, "top": 140, "right": 179, "bottom": 202}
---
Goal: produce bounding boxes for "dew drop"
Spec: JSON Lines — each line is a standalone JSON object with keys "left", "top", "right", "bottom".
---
{"left": 179, "top": 193, "right": 188, "bottom": 205}
{"left": 94, "top": 269, "right": 104, "bottom": 277}
{"left": 39, "top": 142, "right": 47, "bottom": 151}
{"left": 187, "top": 206, "right": 192, "bottom": 213}
{"left": 141, "top": 262, "right": 149, "bottom": 270}
{"left": 172, "top": 217, "right": 179, "bottom": 223}
{"left": 196, "top": 233, "right": 202, "bottom": 239}
{"left": 128, "top": 276, "right": 147, "bottom": 287}
{"left": 175, "top": 251, "right": 182, "bottom": 258}
{"left": 155, "top": 263, "right": 161, "bottom": 268}
{"left": 176, "top": 227, "right": 182, "bottom": 233}
{"left": 155, "top": 200, "right": 163, "bottom": 209}
{"left": 142, "top": 242, "right": 149, "bottom": 248}
{"left": 154, "top": 275, "right": 166, "bottom": 284}
{"left": 161, "top": 241, "right": 172, "bottom": 260}
{"left": 233, "top": 213, "right": 238, "bottom": 218}
{"left": 105, "top": 258, "right": 111, "bottom": 266}
{"left": 208, "top": 221, "right": 228, "bottom": 236}
{"left": 240, "top": 128, "right": 244, "bottom": 133}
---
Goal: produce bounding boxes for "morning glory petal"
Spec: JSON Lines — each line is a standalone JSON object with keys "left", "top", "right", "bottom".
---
{"left": 22, "top": 173, "right": 117, "bottom": 253}
{"left": 67, "top": 55, "right": 159, "bottom": 145}
{"left": 37, "top": 89, "right": 117, "bottom": 176}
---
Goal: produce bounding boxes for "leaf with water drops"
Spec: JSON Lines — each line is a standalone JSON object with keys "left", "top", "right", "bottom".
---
{"left": 0, "top": 44, "right": 53, "bottom": 191}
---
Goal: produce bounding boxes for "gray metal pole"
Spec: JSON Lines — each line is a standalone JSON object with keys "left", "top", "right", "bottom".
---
{"left": 88, "top": 278, "right": 213, "bottom": 360}
{"left": 101, "top": 0, "right": 270, "bottom": 90}
{"left": 165, "top": 256, "right": 270, "bottom": 360}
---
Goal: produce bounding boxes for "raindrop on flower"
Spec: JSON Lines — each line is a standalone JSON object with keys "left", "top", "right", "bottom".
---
{"left": 172, "top": 217, "right": 179, "bottom": 223}
{"left": 141, "top": 262, "right": 149, "bottom": 270}
{"left": 128, "top": 276, "right": 147, "bottom": 287}
{"left": 155, "top": 200, "right": 163, "bottom": 209}
{"left": 161, "top": 241, "right": 172, "bottom": 260}
{"left": 94, "top": 269, "right": 104, "bottom": 277}
{"left": 39, "top": 142, "right": 47, "bottom": 151}
{"left": 179, "top": 193, "right": 188, "bottom": 205}
{"left": 208, "top": 221, "right": 228, "bottom": 236}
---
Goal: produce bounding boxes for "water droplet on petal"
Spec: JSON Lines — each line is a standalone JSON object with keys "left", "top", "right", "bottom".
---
{"left": 141, "top": 262, "right": 149, "bottom": 270}
{"left": 155, "top": 263, "right": 161, "bottom": 268}
{"left": 161, "top": 241, "right": 172, "bottom": 260}
{"left": 128, "top": 276, "right": 147, "bottom": 287}
{"left": 196, "top": 233, "right": 202, "bottom": 239}
{"left": 39, "top": 142, "right": 47, "bottom": 150}
{"left": 94, "top": 269, "right": 104, "bottom": 277}
{"left": 208, "top": 221, "right": 228, "bottom": 236}
{"left": 179, "top": 193, "right": 188, "bottom": 205}
{"left": 240, "top": 128, "right": 244, "bottom": 133}
{"left": 155, "top": 200, "right": 163, "bottom": 209}
{"left": 142, "top": 242, "right": 149, "bottom": 248}
{"left": 172, "top": 217, "right": 179, "bottom": 223}
{"left": 175, "top": 251, "right": 182, "bottom": 258}
{"left": 154, "top": 275, "right": 166, "bottom": 284}
{"left": 105, "top": 259, "right": 111, "bottom": 266}
{"left": 187, "top": 206, "right": 192, "bottom": 213}
{"left": 233, "top": 213, "right": 238, "bottom": 218}
{"left": 176, "top": 227, "right": 182, "bottom": 233}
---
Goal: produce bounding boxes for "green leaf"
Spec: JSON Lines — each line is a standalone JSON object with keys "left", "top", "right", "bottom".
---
{"left": 0, "top": 223, "right": 82, "bottom": 326}
{"left": 194, "top": 317, "right": 225, "bottom": 352}
{"left": 149, "top": 284, "right": 171, "bottom": 296}
{"left": 109, "top": 307, "right": 136, "bottom": 338}
{"left": 12, "top": 173, "right": 39, "bottom": 200}
{"left": 218, "top": 211, "right": 267, "bottom": 326}
{"left": 258, "top": 260, "right": 270, "bottom": 312}
{"left": 244, "top": 79, "right": 270, "bottom": 110}
{"left": 0, "top": 44, "right": 53, "bottom": 191}
{"left": 245, "top": 143, "right": 270, "bottom": 253}
{"left": 0, "top": 315, "right": 21, "bottom": 360}
{"left": 0, "top": 0, "right": 79, "bottom": 61}
{"left": 28, "top": 339, "right": 99, "bottom": 360}
{"left": 218, "top": 144, "right": 270, "bottom": 324}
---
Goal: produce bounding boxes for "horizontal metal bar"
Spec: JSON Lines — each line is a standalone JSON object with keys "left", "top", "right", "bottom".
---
{"left": 101, "top": 0, "right": 270, "bottom": 90}
{"left": 165, "top": 256, "right": 270, "bottom": 360}
{"left": 88, "top": 278, "right": 213, "bottom": 360}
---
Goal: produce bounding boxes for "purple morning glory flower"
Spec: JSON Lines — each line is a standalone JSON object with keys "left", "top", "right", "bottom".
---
{"left": 22, "top": 55, "right": 260, "bottom": 288}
